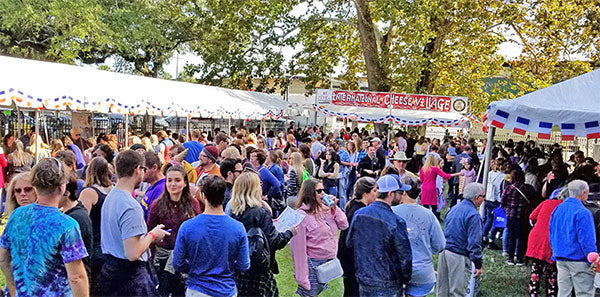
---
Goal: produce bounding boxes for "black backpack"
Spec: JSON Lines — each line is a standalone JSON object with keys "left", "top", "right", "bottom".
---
{"left": 247, "top": 226, "right": 271, "bottom": 273}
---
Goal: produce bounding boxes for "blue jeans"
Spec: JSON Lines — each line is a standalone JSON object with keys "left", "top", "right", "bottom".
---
{"left": 338, "top": 175, "right": 348, "bottom": 209}
{"left": 483, "top": 201, "right": 500, "bottom": 239}
{"left": 324, "top": 184, "right": 338, "bottom": 198}
{"left": 359, "top": 285, "right": 403, "bottom": 297}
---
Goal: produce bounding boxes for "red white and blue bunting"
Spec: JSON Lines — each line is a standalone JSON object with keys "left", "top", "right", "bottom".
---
{"left": 312, "top": 104, "right": 470, "bottom": 127}
{"left": 0, "top": 87, "right": 285, "bottom": 120}
{"left": 486, "top": 107, "right": 600, "bottom": 140}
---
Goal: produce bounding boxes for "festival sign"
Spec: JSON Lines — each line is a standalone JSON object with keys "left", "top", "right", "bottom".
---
{"left": 316, "top": 89, "right": 468, "bottom": 113}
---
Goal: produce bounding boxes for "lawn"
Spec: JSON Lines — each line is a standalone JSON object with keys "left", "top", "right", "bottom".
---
{"left": 274, "top": 243, "right": 529, "bottom": 297}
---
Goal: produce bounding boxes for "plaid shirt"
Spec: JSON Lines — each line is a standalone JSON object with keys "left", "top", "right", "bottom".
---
{"left": 357, "top": 149, "right": 368, "bottom": 164}
{"left": 501, "top": 183, "right": 526, "bottom": 219}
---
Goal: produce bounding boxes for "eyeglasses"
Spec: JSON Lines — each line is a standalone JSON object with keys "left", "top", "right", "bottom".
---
{"left": 43, "top": 157, "right": 62, "bottom": 172}
{"left": 139, "top": 166, "right": 147, "bottom": 172}
{"left": 14, "top": 186, "right": 33, "bottom": 194}
{"left": 315, "top": 188, "right": 324, "bottom": 193}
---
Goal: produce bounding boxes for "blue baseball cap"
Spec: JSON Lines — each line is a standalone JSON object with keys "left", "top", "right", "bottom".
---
{"left": 377, "top": 174, "right": 412, "bottom": 193}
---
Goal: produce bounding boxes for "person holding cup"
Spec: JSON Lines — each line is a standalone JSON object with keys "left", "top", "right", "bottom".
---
{"left": 291, "top": 178, "right": 348, "bottom": 296}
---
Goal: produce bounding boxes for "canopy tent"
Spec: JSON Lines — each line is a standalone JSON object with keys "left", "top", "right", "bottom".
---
{"left": 481, "top": 68, "right": 600, "bottom": 216}
{"left": 0, "top": 55, "right": 287, "bottom": 119}
{"left": 312, "top": 104, "right": 472, "bottom": 128}
{"left": 486, "top": 68, "right": 600, "bottom": 139}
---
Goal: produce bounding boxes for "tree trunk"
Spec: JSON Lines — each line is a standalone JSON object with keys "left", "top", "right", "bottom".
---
{"left": 417, "top": 19, "right": 446, "bottom": 94}
{"left": 353, "top": 0, "right": 389, "bottom": 92}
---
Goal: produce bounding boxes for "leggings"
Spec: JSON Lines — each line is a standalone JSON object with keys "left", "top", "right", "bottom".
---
{"left": 528, "top": 258, "right": 557, "bottom": 297}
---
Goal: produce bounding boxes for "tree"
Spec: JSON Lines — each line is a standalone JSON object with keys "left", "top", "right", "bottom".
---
{"left": 293, "top": 0, "right": 600, "bottom": 114}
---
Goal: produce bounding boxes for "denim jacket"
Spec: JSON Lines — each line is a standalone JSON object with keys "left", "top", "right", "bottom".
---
{"left": 346, "top": 201, "right": 412, "bottom": 288}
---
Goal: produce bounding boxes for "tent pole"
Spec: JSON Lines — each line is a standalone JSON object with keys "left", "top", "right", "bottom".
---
{"left": 16, "top": 105, "right": 21, "bottom": 138}
{"left": 124, "top": 113, "right": 129, "bottom": 150}
{"left": 228, "top": 117, "right": 232, "bottom": 137}
{"left": 387, "top": 104, "right": 393, "bottom": 147}
{"left": 91, "top": 112, "right": 95, "bottom": 139}
{"left": 34, "top": 109, "right": 40, "bottom": 163}
{"left": 481, "top": 126, "right": 495, "bottom": 217}
{"left": 186, "top": 116, "right": 190, "bottom": 141}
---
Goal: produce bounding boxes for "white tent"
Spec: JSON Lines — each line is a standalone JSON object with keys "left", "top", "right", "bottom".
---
{"left": 487, "top": 68, "right": 600, "bottom": 137}
{"left": 0, "top": 55, "right": 287, "bottom": 119}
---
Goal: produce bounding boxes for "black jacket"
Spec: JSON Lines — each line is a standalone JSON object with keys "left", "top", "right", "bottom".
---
{"left": 357, "top": 155, "right": 380, "bottom": 178}
{"left": 231, "top": 206, "right": 293, "bottom": 274}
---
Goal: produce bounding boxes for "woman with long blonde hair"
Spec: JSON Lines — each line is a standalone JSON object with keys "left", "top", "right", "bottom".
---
{"left": 4, "top": 172, "right": 37, "bottom": 217}
{"left": 229, "top": 172, "right": 294, "bottom": 297}
{"left": 6, "top": 139, "right": 34, "bottom": 181}
{"left": 50, "top": 139, "right": 65, "bottom": 157}
{"left": 419, "top": 154, "right": 459, "bottom": 218}
{"left": 286, "top": 152, "right": 305, "bottom": 207}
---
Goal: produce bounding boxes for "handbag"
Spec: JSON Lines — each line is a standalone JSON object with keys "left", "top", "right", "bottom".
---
{"left": 492, "top": 206, "right": 507, "bottom": 228}
{"left": 315, "top": 258, "right": 344, "bottom": 284}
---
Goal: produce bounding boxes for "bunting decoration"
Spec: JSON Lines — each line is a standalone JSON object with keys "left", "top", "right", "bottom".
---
{"left": 312, "top": 104, "right": 470, "bottom": 127}
{"left": 537, "top": 122, "right": 553, "bottom": 139}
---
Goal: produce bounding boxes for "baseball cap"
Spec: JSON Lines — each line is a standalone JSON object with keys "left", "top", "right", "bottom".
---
{"left": 377, "top": 175, "right": 411, "bottom": 192}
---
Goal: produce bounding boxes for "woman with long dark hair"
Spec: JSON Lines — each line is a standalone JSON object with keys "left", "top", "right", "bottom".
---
{"left": 337, "top": 177, "right": 377, "bottom": 297}
{"left": 318, "top": 149, "right": 340, "bottom": 197}
{"left": 147, "top": 164, "right": 201, "bottom": 296}
{"left": 291, "top": 178, "right": 348, "bottom": 296}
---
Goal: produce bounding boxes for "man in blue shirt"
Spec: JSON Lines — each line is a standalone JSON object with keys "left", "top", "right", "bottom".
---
{"left": 549, "top": 180, "right": 597, "bottom": 297}
{"left": 182, "top": 129, "right": 205, "bottom": 164}
{"left": 437, "top": 183, "right": 484, "bottom": 297}
{"left": 140, "top": 152, "right": 165, "bottom": 218}
{"left": 174, "top": 175, "right": 250, "bottom": 297}
{"left": 347, "top": 174, "right": 412, "bottom": 297}
{"left": 335, "top": 140, "right": 351, "bottom": 209}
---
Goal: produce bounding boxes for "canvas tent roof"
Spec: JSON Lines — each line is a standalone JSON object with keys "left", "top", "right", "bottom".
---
{"left": 0, "top": 55, "right": 287, "bottom": 119}
{"left": 487, "top": 68, "right": 600, "bottom": 137}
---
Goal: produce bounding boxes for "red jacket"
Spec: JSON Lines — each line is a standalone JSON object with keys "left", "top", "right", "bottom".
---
{"left": 0, "top": 153, "right": 7, "bottom": 188}
{"left": 526, "top": 199, "right": 563, "bottom": 263}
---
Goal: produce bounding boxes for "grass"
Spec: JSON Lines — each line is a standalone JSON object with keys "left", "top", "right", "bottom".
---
{"left": 274, "top": 203, "right": 530, "bottom": 297}
{"left": 274, "top": 242, "right": 529, "bottom": 297}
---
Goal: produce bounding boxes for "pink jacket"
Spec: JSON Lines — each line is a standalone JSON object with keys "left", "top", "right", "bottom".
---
{"left": 290, "top": 204, "right": 348, "bottom": 290}
{"left": 419, "top": 166, "right": 451, "bottom": 205}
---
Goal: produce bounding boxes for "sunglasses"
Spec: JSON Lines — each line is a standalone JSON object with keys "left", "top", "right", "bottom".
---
{"left": 14, "top": 186, "right": 33, "bottom": 194}
{"left": 140, "top": 166, "right": 147, "bottom": 172}
{"left": 43, "top": 157, "right": 62, "bottom": 171}
{"left": 315, "top": 188, "right": 324, "bottom": 194}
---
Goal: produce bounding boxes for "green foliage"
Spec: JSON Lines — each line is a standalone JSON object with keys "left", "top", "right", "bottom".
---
{"left": 1, "top": 0, "right": 598, "bottom": 113}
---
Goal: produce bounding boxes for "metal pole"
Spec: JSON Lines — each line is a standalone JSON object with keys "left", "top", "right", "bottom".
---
{"left": 481, "top": 126, "right": 495, "bottom": 217}
{"left": 186, "top": 116, "right": 190, "bottom": 140}
{"left": 91, "top": 112, "right": 95, "bottom": 139}
{"left": 16, "top": 105, "right": 21, "bottom": 138}
{"left": 34, "top": 109, "right": 40, "bottom": 163}
{"left": 387, "top": 104, "right": 392, "bottom": 147}
{"left": 124, "top": 113, "right": 129, "bottom": 150}
{"left": 314, "top": 95, "right": 318, "bottom": 126}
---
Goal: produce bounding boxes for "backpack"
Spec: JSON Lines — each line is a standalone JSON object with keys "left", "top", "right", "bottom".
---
{"left": 247, "top": 227, "right": 271, "bottom": 273}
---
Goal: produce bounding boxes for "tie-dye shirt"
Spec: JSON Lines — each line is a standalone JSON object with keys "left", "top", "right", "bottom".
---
{"left": 0, "top": 203, "right": 88, "bottom": 297}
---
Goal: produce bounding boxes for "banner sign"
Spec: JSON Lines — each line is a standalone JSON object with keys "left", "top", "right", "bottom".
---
{"left": 316, "top": 89, "right": 468, "bottom": 113}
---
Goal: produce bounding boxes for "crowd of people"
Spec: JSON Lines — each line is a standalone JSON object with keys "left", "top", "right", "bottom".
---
{"left": 0, "top": 122, "right": 598, "bottom": 297}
